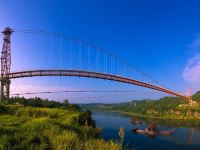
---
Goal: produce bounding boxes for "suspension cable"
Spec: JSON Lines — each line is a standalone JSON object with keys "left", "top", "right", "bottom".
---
{"left": 14, "top": 29, "right": 163, "bottom": 87}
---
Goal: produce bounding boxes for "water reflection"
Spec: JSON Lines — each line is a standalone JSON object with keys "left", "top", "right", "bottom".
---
{"left": 93, "top": 111, "right": 200, "bottom": 150}
{"left": 130, "top": 116, "right": 200, "bottom": 129}
{"left": 130, "top": 116, "right": 200, "bottom": 148}
{"left": 131, "top": 117, "right": 176, "bottom": 137}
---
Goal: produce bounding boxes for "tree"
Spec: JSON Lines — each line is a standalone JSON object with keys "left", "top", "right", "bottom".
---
{"left": 63, "top": 99, "right": 69, "bottom": 106}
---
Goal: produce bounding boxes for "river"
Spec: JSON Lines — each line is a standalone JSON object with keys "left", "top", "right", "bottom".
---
{"left": 92, "top": 111, "right": 200, "bottom": 150}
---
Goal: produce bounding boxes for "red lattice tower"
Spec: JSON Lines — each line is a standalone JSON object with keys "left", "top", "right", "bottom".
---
{"left": 1, "top": 27, "right": 13, "bottom": 77}
{"left": 188, "top": 87, "right": 193, "bottom": 105}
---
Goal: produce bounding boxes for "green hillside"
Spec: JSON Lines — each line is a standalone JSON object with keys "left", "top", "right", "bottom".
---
{"left": 81, "top": 92, "right": 200, "bottom": 119}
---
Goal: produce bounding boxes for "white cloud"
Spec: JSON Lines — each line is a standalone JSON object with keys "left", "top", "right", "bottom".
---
{"left": 189, "top": 37, "right": 200, "bottom": 50}
{"left": 183, "top": 37, "right": 200, "bottom": 92}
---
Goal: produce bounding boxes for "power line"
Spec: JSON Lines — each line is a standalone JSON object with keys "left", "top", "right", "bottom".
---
{"left": 10, "top": 90, "right": 159, "bottom": 96}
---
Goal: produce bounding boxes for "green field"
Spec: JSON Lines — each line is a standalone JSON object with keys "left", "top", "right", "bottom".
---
{"left": 0, "top": 104, "right": 122, "bottom": 150}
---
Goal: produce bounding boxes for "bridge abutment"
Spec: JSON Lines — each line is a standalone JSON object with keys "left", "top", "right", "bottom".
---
{"left": 0, "top": 78, "right": 10, "bottom": 100}
{"left": 0, "top": 79, "right": 4, "bottom": 100}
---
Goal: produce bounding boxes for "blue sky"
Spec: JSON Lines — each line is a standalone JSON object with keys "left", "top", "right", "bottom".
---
{"left": 0, "top": 0, "right": 200, "bottom": 103}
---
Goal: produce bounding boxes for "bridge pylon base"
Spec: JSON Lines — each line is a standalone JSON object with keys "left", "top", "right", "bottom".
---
{"left": 188, "top": 99, "right": 197, "bottom": 106}
{"left": 0, "top": 78, "right": 10, "bottom": 101}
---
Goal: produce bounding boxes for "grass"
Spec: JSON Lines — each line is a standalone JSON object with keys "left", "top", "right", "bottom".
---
{"left": 0, "top": 104, "right": 122, "bottom": 150}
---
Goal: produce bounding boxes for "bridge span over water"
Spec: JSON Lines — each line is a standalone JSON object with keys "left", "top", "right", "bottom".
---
{"left": 0, "top": 27, "right": 193, "bottom": 102}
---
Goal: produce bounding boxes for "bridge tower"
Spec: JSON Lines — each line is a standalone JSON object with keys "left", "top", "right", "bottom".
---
{"left": 0, "top": 27, "right": 13, "bottom": 99}
{"left": 187, "top": 88, "right": 196, "bottom": 106}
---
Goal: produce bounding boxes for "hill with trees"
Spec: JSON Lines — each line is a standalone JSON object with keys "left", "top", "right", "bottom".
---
{"left": 80, "top": 91, "right": 200, "bottom": 119}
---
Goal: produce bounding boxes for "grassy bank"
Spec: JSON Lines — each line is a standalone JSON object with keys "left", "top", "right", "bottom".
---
{"left": 113, "top": 110, "right": 200, "bottom": 120}
{"left": 0, "top": 104, "right": 122, "bottom": 150}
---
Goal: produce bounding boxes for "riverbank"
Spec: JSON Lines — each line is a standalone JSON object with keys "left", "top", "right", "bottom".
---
{"left": 91, "top": 110, "right": 200, "bottom": 129}
{"left": 116, "top": 110, "right": 200, "bottom": 120}
{"left": 88, "top": 109, "right": 200, "bottom": 120}
{"left": 0, "top": 104, "right": 122, "bottom": 150}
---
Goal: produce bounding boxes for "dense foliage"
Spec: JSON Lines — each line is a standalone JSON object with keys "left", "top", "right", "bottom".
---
{"left": 192, "top": 91, "right": 200, "bottom": 103}
{"left": 0, "top": 97, "right": 80, "bottom": 111}
{"left": 76, "top": 110, "right": 96, "bottom": 127}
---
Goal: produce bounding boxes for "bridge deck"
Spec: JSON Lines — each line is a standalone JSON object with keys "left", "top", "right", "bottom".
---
{"left": 4, "top": 69, "right": 189, "bottom": 101}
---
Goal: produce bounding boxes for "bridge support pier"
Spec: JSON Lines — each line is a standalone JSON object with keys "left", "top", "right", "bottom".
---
{"left": 0, "top": 78, "right": 10, "bottom": 100}
{"left": 188, "top": 99, "right": 197, "bottom": 106}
